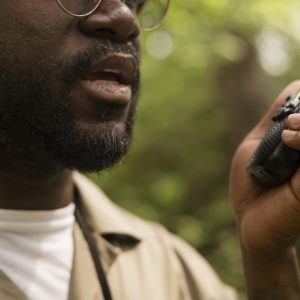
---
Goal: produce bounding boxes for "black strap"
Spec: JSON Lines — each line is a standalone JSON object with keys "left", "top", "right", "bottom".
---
{"left": 75, "top": 207, "right": 113, "bottom": 300}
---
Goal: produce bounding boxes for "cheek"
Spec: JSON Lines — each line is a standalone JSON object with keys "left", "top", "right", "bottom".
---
{"left": 0, "top": 1, "right": 71, "bottom": 60}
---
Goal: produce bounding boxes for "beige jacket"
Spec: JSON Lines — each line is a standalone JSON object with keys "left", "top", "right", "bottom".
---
{"left": 0, "top": 173, "right": 237, "bottom": 300}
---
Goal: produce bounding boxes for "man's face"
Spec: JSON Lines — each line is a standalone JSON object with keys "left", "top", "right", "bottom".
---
{"left": 0, "top": 0, "right": 141, "bottom": 173}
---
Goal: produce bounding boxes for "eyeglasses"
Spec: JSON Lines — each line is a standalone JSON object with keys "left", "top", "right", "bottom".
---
{"left": 56, "top": 0, "right": 170, "bottom": 31}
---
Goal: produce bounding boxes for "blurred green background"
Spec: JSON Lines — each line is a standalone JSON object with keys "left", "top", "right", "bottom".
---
{"left": 88, "top": 0, "right": 300, "bottom": 298}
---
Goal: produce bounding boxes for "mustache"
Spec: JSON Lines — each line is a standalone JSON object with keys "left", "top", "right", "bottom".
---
{"left": 60, "top": 41, "right": 140, "bottom": 88}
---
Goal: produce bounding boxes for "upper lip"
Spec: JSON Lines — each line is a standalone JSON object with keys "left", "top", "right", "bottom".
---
{"left": 81, "top": 53, "right": 137, "bottom": 85}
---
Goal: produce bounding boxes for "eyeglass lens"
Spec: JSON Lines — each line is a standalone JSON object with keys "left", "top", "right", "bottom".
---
{"left": 138, "top": 0, "right": 169, "bottom": 31}
{"left": 58, "top": 0, "right": 99, "bottom": 16}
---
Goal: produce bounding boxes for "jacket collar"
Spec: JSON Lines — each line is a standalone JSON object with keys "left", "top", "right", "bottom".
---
{"left": 72, "top": 172, "right": 143, "bottom": 245}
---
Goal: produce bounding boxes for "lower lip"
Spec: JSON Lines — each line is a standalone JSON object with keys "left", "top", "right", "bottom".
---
{"left": 80, "top": 79, "right": 132, "bottom": 104}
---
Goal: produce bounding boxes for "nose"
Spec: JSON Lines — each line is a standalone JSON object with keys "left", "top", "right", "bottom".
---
{"left": 79, "top": 0, "right": 140, "bottom": 43}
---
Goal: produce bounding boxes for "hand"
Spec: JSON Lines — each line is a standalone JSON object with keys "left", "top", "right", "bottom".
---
{"left": 230, "top": 81, "right": 300, "bottom": 257}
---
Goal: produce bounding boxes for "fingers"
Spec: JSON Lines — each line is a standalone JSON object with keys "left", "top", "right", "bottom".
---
{"left": 282, "top": 114, "right": 300, "bottom": 149}
{"left": 286, "top": 113, "right": 300, "bottom": 130}
{"left": 231, "top": 81, "right": 300, "bottom": 200}
{"left": 282, "top": 130, "right": 300, "bottom": 149}
{"left": 250, "top": 81, "right": 300, "bottom": 139}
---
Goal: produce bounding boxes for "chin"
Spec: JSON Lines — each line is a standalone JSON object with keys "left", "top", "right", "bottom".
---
{"left": 50, "top": 120, "right": 132, "bottom": 173}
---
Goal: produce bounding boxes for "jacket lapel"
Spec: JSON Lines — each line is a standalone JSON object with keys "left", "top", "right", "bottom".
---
{"left": 0, "top": 269, "right": 29, "bottom": 300}
{"left": 68, "top": 223, "right": 103, "bottom": 300}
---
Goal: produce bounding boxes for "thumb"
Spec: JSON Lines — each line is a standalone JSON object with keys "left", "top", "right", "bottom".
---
{"left": 249, "top": 81, "right": 300, "bottom": 140}
{"left": 230, "top": 81, "right": 300, "bottom": 207}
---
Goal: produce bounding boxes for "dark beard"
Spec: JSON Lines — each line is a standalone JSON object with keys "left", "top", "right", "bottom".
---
{"left": 0, "top": 42, "right": 140, "bottom": 175}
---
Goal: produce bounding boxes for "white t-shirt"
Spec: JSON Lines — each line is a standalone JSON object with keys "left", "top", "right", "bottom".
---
{"left": 0, "top": 203, "right": 75, "bottom": 300}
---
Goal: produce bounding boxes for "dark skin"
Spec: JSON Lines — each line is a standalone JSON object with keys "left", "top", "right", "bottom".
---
{"left": 1, "top": 0, "right": 300, "bottom": 299}
{"left": 0, "top": 0, "right": 140, "bottom": 210}
{"left": 231, "top": 82, "right": 300, "bottom": 299}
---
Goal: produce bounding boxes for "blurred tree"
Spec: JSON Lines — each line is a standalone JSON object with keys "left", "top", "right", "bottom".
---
{"left": 88, "top": 1, "right": 300, "bottom": 298}
{"left": 217, "top": 30, "right": 269, "bottom": 147}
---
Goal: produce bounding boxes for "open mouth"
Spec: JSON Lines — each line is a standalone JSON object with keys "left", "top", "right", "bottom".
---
{"left": 82, "top": 70, "right": 122, "bottom": 84}
{"left": 70, "top": 53, "right": 138, "bottom": 124}
{"left": 76, "top": 54, "right": 137, "bottom": 108}
{"left": 81, "top": 54, "right": 136, "bottom": 86}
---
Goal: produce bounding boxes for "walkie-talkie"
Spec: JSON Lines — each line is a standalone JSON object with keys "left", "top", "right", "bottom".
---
{"left": 247, "top": 91, "right": 300, "bottom": 187}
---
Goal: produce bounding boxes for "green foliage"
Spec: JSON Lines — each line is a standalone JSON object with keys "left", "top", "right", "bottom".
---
{"left": 88, "top": 1, "right": 300, "bottom": 298}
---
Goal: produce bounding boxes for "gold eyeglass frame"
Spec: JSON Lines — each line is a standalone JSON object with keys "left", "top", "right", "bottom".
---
{"left": 55, "top": 0, "right": 170, "bottom": 31}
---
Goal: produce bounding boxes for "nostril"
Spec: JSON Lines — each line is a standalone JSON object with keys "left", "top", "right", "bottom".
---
{"left": 93, "top": 29, "right": 138, "bottom": 43}
{"left": 93, "top": 28, "right": 116, "bottom": 39}
{"left": 129, "top": 24, "right": 140, "bottom": 40}
{"left": 128, "top": 30, "right": 139, "bottom": 42}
